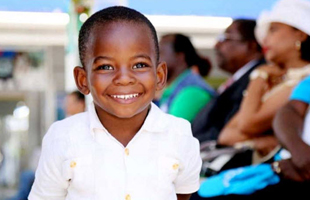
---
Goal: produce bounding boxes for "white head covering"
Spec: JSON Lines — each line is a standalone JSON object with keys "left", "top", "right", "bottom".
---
{"left": 255, "top": 0, "right": 310, "bottom": 45}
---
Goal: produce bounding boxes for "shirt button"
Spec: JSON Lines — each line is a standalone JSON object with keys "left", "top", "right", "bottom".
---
{"left": 70, "top": 161, "right": 76, "bottom": 168}
{"left": 125, "top": 148, "right": 129, "bottom": 156}
{"left": 125, "top": 194, "right": 131, "bottom": 200}
{"left": 172, "top": 163, "right": 179, "bottom": 170}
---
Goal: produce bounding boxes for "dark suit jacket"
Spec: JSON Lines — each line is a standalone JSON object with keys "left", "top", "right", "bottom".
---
{"left": 192, "top": 59, "right": 266, "bottom": 143}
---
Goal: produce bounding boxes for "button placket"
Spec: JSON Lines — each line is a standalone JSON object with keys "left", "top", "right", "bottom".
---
{"left": 124, "top": 148, "right": 129, "bottom": 156}
{"left": 172, "top": 163, "right": 179, "bottom": 170}
{"left": 125, "top": 194, "right": 131, "bottom": 200}
{"left": 70, "top": 161, "right": 77, "bottom": 168}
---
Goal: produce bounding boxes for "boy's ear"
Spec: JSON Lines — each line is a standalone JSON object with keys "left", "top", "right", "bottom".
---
{"left": 74, "top": 66, "right": 90, "bottom": 95}
{"left": 156, "top": 61, "right": 167, "bottom": 91}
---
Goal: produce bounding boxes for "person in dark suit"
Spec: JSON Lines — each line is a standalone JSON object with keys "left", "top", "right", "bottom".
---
{"left": 192, "top": 19, "right": 265, "bottom": 143}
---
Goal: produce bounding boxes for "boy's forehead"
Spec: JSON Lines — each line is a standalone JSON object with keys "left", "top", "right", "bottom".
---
{"left": 91, "top": 21, "right": 150, "bottom": 41}
{"left": 84, "top": 21, "right": 158, "bottom": 64}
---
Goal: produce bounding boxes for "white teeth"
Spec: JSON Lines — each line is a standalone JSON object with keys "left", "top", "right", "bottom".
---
{"left": 111, "top": 93, "right": 139, "bottom": 100}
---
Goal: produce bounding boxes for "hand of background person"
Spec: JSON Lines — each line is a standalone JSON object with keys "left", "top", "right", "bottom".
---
{"left": 290, "top": 144, "right": 310, "bottom": 181}
{"left": 253, "top": 135, "right": 279, "bottom": 157}
{"left": 256, "top": 64, "right": 287, "bottom": 87}
{"left": 279, "top": 159, "right": 305, "bottom": 182}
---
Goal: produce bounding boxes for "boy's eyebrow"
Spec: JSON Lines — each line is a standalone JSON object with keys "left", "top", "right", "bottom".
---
{"left": 93, "top": 54, "right": 152, "bottom": 64}
{"left": 132, "top": 54, "right": 152, "bottom": 61}
{"left": 93, "top": 56, "right": 113, "bottom": 64}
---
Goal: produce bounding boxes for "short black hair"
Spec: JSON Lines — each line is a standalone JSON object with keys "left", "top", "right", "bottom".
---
{"left": 166, "top": 33, "right": 201, "bottom": 68}
{"left": 233, "top": 19, "right": 262, "bottom": 52}
{"left": 78, "top": 6, "right": 159, "bottom": 67}
{"left": 70, "top": 90, "right": 85, "bottom": 102}
{"left": 196, "top": 57, "right": 212, "bottom": 77}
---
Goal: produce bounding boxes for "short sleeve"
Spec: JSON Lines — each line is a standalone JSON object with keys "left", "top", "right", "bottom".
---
{"left": 28, "top": 123, "right": 69, "bottom": 200}
{"left": 174, "top": 124, "right": 202, "bottom": 194}
{"left": 290, "top": 75, "right": 310, "bottom": 103}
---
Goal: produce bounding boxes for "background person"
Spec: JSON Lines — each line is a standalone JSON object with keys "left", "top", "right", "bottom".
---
{"left": 192, "top": 19, "right": 265, "bottom": 143}
{"left": 158, "top": 33, "right": 216, "bottom": 123}
{"left": 64, "top": 90, "right": 86, "bottom": 117}
{"left": 217, "top": 0, "right": 310, "bottom": 161}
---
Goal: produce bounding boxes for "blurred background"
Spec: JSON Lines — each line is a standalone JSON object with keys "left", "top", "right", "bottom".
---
{"left": 0, "top": 0, "right": 277, "bottom": 198}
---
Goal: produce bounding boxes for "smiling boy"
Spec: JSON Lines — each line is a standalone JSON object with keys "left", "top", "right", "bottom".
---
{"left": 28, "top": 6, "right": 202, "bottom": 200}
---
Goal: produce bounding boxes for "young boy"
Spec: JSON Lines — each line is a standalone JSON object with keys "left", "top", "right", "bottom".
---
{"left": 28, "top": 6, "right": 202, "bottom": 200}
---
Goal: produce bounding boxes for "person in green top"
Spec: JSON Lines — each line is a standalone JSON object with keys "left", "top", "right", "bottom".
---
{"left": 158, "top": 33, "right": 216, "bottom": 122}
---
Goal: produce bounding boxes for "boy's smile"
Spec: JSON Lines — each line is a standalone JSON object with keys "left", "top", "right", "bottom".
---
{"left": 75, "top": 21, "right": 166, "bottom": 122}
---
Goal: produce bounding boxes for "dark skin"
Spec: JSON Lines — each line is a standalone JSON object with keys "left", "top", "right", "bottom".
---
{"left": 159, "top": 34, "right": 187, "bottom": 85}
{"left": 75, "top": 21, "right": 167, "bottom": 146}
{"left": 273, "top": 100, "right": 310, "bottom": 181}
{"left": 214, "top": 21, "right": 262, "bottom": 75}
{"left": 74, "top": 21, "right": 192, "bottom": 200}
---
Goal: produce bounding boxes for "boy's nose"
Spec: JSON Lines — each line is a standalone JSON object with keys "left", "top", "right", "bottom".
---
{"left": 113, "top": 67, "right": 136, "bottom": 85}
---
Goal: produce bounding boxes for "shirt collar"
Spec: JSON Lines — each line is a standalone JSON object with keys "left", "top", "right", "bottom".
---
{"left": 88, "top": 102, "right": 109, "bottom": 137}
{"left": 233, "top": 60, "right": 259, "bottom": 81}
{"left": 140, "top": 102, "right": 167, "bottom": 133}
{"left": 88, "top": 101, "right": 167, "bottom": 137}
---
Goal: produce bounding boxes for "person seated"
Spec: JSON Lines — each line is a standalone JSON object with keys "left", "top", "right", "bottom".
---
{"left": 217, "top": 0, "right": 310, "bottom": 163}
{"left": 190, "top": 75, "right": 310, "bottom": 200}
{"left": 191, "top": 56, "right": 212, "bottom": 78}
{"left": 191, "top": 19, "right": 265, "bottom": 143}
{"left": 158, "top": 33, "right": 216, "bottom": 122}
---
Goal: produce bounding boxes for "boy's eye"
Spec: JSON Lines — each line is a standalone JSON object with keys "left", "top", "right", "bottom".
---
{"left": 133, "top": 63, "right": 148, "bottom": 69}
{"left": 97, "top": 65, "right": 114, "bottom": 70}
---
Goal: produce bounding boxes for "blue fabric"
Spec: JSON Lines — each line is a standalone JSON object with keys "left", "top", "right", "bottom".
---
{"left": 290, "top": 75, "right": 310, "bottom": 104}
{"left": 198, "top": 164, "right": 280, "bottom": 197}
{"left": 6, "top": 170, "right": 35, "bottom": 200}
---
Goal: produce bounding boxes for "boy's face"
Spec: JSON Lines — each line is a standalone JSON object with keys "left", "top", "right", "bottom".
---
{"left": 74, "top": 21, "right": 167, "bottom": 119}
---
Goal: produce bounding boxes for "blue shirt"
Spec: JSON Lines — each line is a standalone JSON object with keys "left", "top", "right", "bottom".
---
{"left": 290, "top": 75, "right": 310, "bottom": 103}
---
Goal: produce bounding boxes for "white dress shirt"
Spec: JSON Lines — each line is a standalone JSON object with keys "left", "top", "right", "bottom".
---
{"left": 28, "top": 102, "right": 202, "bottom": 200}
{"left": 217, "top": 60, "right": 260, "bottom": 94}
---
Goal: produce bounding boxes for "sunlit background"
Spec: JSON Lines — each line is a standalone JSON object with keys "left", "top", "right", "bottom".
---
{"left": 0, "top": 0, "right": 278, "bottom": 198}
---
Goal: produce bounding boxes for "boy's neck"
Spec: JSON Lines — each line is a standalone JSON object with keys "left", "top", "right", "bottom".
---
{"left": 97, "top": 106, "right": 150, "bottom": 147}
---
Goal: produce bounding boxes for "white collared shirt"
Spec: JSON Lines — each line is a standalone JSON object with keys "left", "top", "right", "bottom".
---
{"left": 232, "top": 59, "right": 260, "bottom": 82}
{"left": 29, "top": 102, "right": 202, "bottom": 200}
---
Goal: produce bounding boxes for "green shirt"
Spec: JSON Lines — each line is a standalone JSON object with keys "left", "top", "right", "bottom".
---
{"left": 160, "top": 70, "right": 213, "bottom": 122}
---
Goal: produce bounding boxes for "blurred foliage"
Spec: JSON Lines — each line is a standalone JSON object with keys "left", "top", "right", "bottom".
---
{"left": 72, "top": 0, "right": 93, "bottom": 15}
{"left": 205, "top": 77, "right": 227, "bottom": 89}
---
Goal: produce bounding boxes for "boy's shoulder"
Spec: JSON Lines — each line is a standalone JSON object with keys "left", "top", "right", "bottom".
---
{"left": 151, "top": 103, "right": 192, "bottom": 136}
{"left": 43, "top": 112, "right": 90, "bottom": 142}
{"left": 56, "top": 112, "right": 89, "bottom": 128}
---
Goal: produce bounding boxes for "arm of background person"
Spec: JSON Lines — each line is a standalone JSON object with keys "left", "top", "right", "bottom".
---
{"left": 231, "top": 65, "right": 289, "bottom": 135}
{"left": 274, "top": 75, "right": 310, "bottom": 157}
{"left": 217, "top": 65, "right": 290, "bottom": 146}
{"left": 218, "top": 83, "right": 293, "bottom": 146}
{"left": 273, "top": 100, "right": 310, "bottom": 181}
{"left": 273, "top": 75, "right": 310, "bottom": 181}
{"left": 273, "top": 100, "right": 308, "bottom": 152}
{"left": 177, "top": 194, "right": 191, "bottom": 200}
